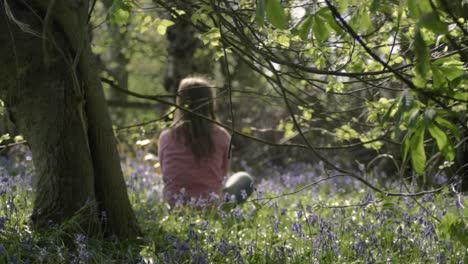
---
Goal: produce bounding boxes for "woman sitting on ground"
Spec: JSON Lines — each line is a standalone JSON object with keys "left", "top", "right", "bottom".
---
{"left": 158, "top": 76, "right": 253, "bottom": 207}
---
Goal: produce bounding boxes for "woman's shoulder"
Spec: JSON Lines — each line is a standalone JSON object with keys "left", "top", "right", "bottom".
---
{"left": 213, "top": 125, "right": 229, "bottom": 136}
{"left": 213, "top": 125, "right": 231, "bottom": 143}
{"left": 159, "top": 128, "right": 175, "bottom": 143}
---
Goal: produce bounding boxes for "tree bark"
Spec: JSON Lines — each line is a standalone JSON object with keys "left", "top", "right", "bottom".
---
{"left": 0, "top": 0, "right": 140, "bottom": 238}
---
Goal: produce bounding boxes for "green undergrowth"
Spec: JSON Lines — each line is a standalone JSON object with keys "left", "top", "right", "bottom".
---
{"left": 1, "top": 183, "right": 466, "bottom": 263}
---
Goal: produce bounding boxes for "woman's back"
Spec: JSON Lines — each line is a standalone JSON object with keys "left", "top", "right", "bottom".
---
{"left": 159, "top": 125, "right": 230, "bottom": 205}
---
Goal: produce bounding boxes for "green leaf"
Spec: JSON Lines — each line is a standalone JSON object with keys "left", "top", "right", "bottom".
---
{"left": 326, "top": 81, "right": 344, "bottom": 92}
{"left": 410, "top": 125, "right": 426, "bottom": 174}
{"left": 381, "top": 97, "right": 399, "bottom": 124}
{"left": 317, "top": 8, "right": 341, "bottom": 34}
{"left": 293, "top": 15, "right": 313, "bottom": 40}
{"left": 276, "top": 34, "right": 290, "bottom": 47}
{"left": 108, "top": 0, "right": 132, "bottom": 25}
{"left": 438, "top": 59, "right": 464, "bottom": 81}
{"left": 382, "top": 202, "right": 394, "bottom": 209}
{"left": 414, "top": 30, "right": 430, "bottom": 77}
{"left": 431, "top": 64, "right": 446, "bottom": 89}
{"left": 313, "top": 16, "right": 330, "bottom": 42}
{"left": 407, "top": 107, "right": 421, "bottom": 129}
{"left": 419, "top": 12, "right": 448, "bottom": 34}
{"left": 256, "top": 0, "right": 266, "bottom": 26}
{"left": 303, "top": 110, "right": 312, "bottom": 121}
{"left": 402, "top": 133, "right": 411, "bottom": 161}
{"left": 412, "top": 75, "right": 428, "bottom": 88}
{"left": 370, "top": 0, "right": 380, "bottom": 12}
{"left": 252, "top": 201, "right": 262, "bottom": 209}
{"left": 450, "top": 220, "right": 468, "bottom": 247}
{"left": 408, "top": 0, "right": 431, "bottom": 19}
{"left": 265, "top": 0, "right": 287, "bottom": 29}
{"left": 338, "top": 0, "right": 348, "bottom": 13}
{"left": 284, "top": 122, "right": 295, "bottom": 138}
{"left": 419, "top": 0, "right": 432, "bottom": 14}
{"left": 155, "top": 19, "right": 174, "bottom": 35}
{"left": 440, "top": 212, "right": 458, "bottom": 234}
{"left": 360, "top": 9, "right": 374, "bottom": 34}
{"left": 407, "top": 0, "right": 421, "bottom": 19}
{"left": 0, "top": 133, "right": 10, "bottom": 144}
{"left": 423, "top": 108, "right": 436, "bottom": 125}
{"left": 111, "top": 9, "right": 130, "bottom": 25}
{"left": 440, "top": 212, "right": 468, "bottom": 247}
{"left": 434, "top": 116, "right": 461, "bottom": 141}
{"left": 428, "top": 123, "right": 455, "bottom": 161}
{"left": 13, "top": 135, "right": 24, "bottom": 143}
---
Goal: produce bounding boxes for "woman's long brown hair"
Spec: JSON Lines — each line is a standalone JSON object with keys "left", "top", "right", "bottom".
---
{"left": 173, "top": 77, "right": 216, "bottom": 162}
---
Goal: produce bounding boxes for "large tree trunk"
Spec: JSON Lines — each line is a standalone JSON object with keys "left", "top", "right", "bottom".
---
{"left": 0, "top": 0, "right": 140, "bottom": 238}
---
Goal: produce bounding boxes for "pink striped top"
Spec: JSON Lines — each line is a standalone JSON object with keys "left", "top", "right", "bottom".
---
{"left": 158, "top": 125, "right": 231, "bottom": 205}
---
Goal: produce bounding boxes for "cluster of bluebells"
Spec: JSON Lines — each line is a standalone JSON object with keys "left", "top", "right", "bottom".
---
{"left": 0, "top": 145, "right": 466, "bottom": 263}
{"left": 130, "top": 155, "right": 465, "bottom": 263}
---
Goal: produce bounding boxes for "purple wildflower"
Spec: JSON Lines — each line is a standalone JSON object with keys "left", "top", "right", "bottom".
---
{"left": 246, "top": 243, "right": 254, "bottom": 257}
{"left": 296, "top": 210, "right": 303, "bottom": 219}
{"left": 291, "top": 222, "right": 303, "bottom": 237}
{"left": 75, "top": 234, "right": 87, "bottom": 245}
{"left": 241, "top": 189, "right": 247, "bottom": 200}
{"left": 75, "top": 234, "right": 91, "bottom": 262}
{"left": 232, "top": 206, "right": 242, "bottom": 219}
{"left": 217, "top": 240, "right": 229, "bottom": 256}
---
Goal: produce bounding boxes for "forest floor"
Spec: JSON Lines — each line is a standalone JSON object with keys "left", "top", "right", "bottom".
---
{"left": 0, "top": 146, "right": 466, "bottom": 263}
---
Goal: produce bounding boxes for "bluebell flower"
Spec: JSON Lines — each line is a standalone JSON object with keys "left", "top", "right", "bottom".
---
{"left": 271, "top": 218, "right": 280, "bottom": 233}
{"left": 246, "top": 243, "right": 254, "bottom": 257}
{"left": 296, "top": 210, "right": 303, "bottom": 219}
{"left": 241, "top": 190, "right": 247, "bottom": 200}
{"left": 208, "top": 192, "right": 220, "bottom": 203}
{"left": 199, "top": 220, "right": 208, "bottom": 231}
{"left": 191, "top": 252, "right": 207, "bottom": 264}
{"left": 78, "top": 245, "right": 92, "bottom": 263}
{"left": 422, "top": 223, "right": 435, "bottom": 238}
{"left": 217, "top": 240, "right": 229, "bottom": 256}
{"left": 207, "top": 232, "right": 214, "bottom": 243}
{"left": 187, "top": 226, "right": 197, "bottom": 240}
{"left": 75, "top": 234, "right": 87, "bottom": 245}
{"left": 437, "top": 252, "right": 446, "bottom": 263}
{"left": 362, "top": 193, "right": 374, "bottom": 204}
{"left": 291, "top": 222, "right": 303, "bottom": 237}
{"left": 422, "top": 194, "right": 434, "bottom": 203}
{"left": 307, "top": 213, "right": 318, "bottom": 227}
{"left": 232, "top": 207, "right": 242, "bottom": 219}
{"left": 233, "top": 243, "right": 244, "bottom": 263}
{"left": 353, "top": 239, "right": 366, "bottom": 256}
{"left": 175, "top": 239, "right": 190, "bottom": 252}
{"left": 403, "top": 212, "right": 411, "bottom": 227}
